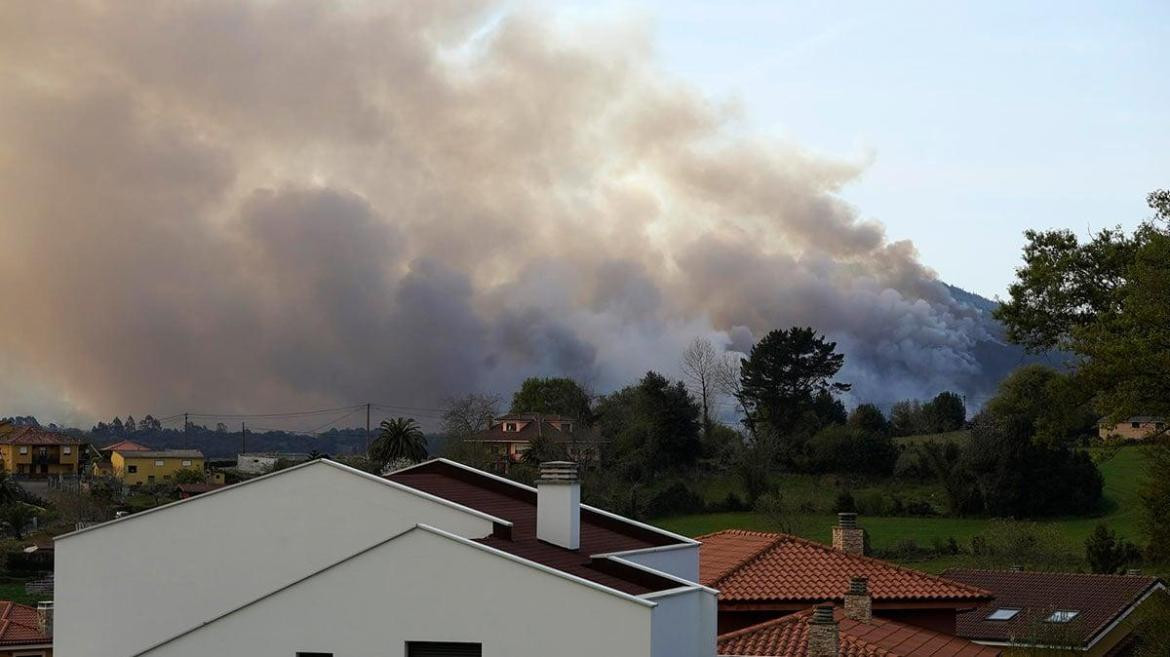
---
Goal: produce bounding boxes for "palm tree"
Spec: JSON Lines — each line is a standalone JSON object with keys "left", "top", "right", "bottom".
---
{"left": 371, "top": 417, "right": 428, "bottom": 466}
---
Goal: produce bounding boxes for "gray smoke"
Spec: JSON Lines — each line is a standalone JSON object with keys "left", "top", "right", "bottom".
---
{"left": 0, "top": 1, "right": 998, "bottom": 425}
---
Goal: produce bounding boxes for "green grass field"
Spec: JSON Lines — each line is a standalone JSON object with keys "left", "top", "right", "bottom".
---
{"left": 657, "top": 445, "right": 1155, "bottom": 574}
{"left": 0, "top": 581, "right": 46, "bottom": 606}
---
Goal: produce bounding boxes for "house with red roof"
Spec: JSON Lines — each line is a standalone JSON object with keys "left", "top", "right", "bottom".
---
{"left": 700, "top": 516, "right": 992, "bottom": 635}
{"left": 0, "top": 423, "right": 83, "bottom": 477}
{"left": 0, "top": 600, "right": 53, "bottom": 656}
{"left": 54, "top": 458, "right": 715, "bottom": 657}
{"left": 717, "top": 578, "right": 1000, "bottom": 657}
{"left": 467, "top": 413, "right": 604, "bottom": 472}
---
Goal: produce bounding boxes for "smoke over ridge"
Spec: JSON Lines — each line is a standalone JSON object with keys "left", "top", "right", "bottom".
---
{"left": 0, "top": 1, "right": 996, "bottom": 424}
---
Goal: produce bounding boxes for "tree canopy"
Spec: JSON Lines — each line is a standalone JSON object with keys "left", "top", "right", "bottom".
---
{"left": 596, "top": 371, "right": 701, "bottom": 478}
{"left": 371, "top": 417, "right": 428, "bottom": 465}
{"left": 736, "top": 327, "right": 850, "bottom": 438}
{"left": 510, "top": 377, "right": 592, "bottom": 422}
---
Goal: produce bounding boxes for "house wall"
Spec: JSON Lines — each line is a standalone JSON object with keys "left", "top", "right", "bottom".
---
{"left": 646, "top": 586, "right": 717, "bottom": 657}
{"left": 613, "top": 544, "right": 701, "bottom": 583}
{"left": 54, "top": 461, "right": 498, "bottom": 657}
{"left": 111, "top": 454, "right": 204, "bottom": 485}
{"left": 236, "top": 454, "right": 278, "bottom": 474}
{"left": 0, "top": 443, "right": 79, "bottom": 476}
{"left": 0, "top": 646, "right": 52, "bottom": 657}
{"left": 1099, "top": 420, "right": 1165, "bottom": 440}
{"left": 136, "top": 528, "right": 652, "bottom": 657}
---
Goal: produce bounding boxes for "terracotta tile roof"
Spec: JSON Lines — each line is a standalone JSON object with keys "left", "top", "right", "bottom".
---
{"left": 718, "top": 606, "right": 1001, "bottom": 657}
{"left": 387, "top": 459, "right": 689, "bottom": 596}
{"left": 0, "top": 425, "right": 83, "bottom": 446}
{"left": 120, "top": 449, "right": 204, "bottom": 459}
{"left": 468, "top": 415, "right": 602, "bottom": 444}
{"left": 0, "top": 601, "right": 51, "bottom": 646}
{"left": 943, "top": 569, "right": 1165, "bottom": 648}
{"left": 700, "top": 530, "right": 991, "bottom": 604}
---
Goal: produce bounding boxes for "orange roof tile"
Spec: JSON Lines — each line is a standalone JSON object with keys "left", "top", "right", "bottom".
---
{"left": 0, "top": 601, "right": 51, "bottom": 646}
{"left": 101, "top": 439, "right": 151, "bottom": 452}
{"left": 0, "top": 426, "right": 82, "bottom": 446}
{"left": 717, "top": 606, "right": 1001, "bottom": 657}
{"left": 699, "top": 529, "right": 991, "bottom": 604}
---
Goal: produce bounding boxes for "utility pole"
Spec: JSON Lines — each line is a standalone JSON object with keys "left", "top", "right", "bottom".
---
{"left": 184, "top": 413, "right": 188, "bottom": 436}
{"left": 365, "top": 403, "right": 371, "bottom": 458}
{"left": 241, "top": 421, "right": 246, "bottom": 455}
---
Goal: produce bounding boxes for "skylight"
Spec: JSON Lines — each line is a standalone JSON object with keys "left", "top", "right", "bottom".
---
{"left": 1046, "top": 610, "right": 1080, "bottom": 623}
{"left": 986, "top": 608, "right": 1020, "bottom": 621}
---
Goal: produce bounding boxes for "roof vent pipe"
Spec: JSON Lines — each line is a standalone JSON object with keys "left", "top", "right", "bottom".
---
{"left": 537, "top": 461, "right": 580, "bottom": 550}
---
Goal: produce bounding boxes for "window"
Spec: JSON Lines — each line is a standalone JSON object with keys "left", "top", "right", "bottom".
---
{"left": 18, "top": 447, "right": 27, "bottom": 455}
{"left": 1046, "top": 610, "right": 1079, "bottom": 623}
{"left": 986, "top": 608, "right": 1020, "bottom": 621}
{"left": 127, "top": 465, "right": 138, "bottom": 474}
{"left": 504, "top": 422, "right": 518, "bottom": 432}
{"left": 407, "top": 642, "right": 482, "bottom": 657}
{"left": 1132, "top": 422, "right": 1141, "bottom": 429}
{"left": 181, "top": 460, "right": 192, "bottom": 466}
{"left": 155, "top": 460, "right": 165, "bottom": 466}
{"left": 295, "top": 653, "right": 333, "bottom": 657}
{"left": 63, "top": 446, "right": 72, "bottom": 455}
{"left": 562, "top": 422, "right": 573, "bottom": 432}
{"left": 147, "top": 475, "right": 155, "bottom": 483}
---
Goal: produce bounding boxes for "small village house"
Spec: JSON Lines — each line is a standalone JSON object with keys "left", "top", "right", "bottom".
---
{"left": 0, "top": 423, "right": 83, "bottom": 478}
{"left": 111, "top": 449, "right": 205, "bottom": 486}
{"left": 235, "top": 452, "right": 310, "bottom": 475}
{"left": 1098, "top": 416, "right": 1166, "bottom": 441}
{"left": 468, "top": 413, "right": 604, "bottom": 472}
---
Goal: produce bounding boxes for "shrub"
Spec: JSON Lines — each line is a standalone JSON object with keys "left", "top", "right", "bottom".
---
{"left": 644, "top": 482, "right": 705, "bottom": 518}
{"left": 710, "top": 491, "right": 750, "bottom": 513}
{"left": 1084, "top": 523, "right": 1142, "bottom": 574}
{"left": 807, "top": 425, "right": 899, "bottom": 476}
{"left": 832, "top": 491, "right": 856, "bottom": 514}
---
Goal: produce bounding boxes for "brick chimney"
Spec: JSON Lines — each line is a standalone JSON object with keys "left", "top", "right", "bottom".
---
{"left": 807, "top": 604, "right": 839, "bottom": 657}
{"left": 832, "top": 513, "right": 865, "bottom": 556}
{"left": 36, "top": 601, "right": 53, "bottom": 636}
{"left": 844, "top": 576, "right": 872, "bottom": 622}
{"left": 537, "top": 461, "right": 580, "bottom": 550}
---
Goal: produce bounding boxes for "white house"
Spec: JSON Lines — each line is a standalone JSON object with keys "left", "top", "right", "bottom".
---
{"left": 54, "top": 459, "right": 716, "bottom": 657}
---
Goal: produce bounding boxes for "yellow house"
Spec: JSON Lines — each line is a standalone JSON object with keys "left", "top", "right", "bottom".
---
{"left": 112, "top": 449, "right": 205, "bottom": 486}
{"left": 0, "top": 423, "right": 83, "bottom": 477}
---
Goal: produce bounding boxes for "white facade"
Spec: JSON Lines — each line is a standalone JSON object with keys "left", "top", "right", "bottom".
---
{"left": 55, "top": 459, "right": 716, "bottom": 657}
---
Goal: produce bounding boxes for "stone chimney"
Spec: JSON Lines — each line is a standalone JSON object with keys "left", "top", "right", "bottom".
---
{"left": 36, "top": 601, "right": 53, "bottom": 636}
{"left": 807, "top": 604, "right": 839, "bottom": 657}
{"left": 831, "top": 513, "right": 865, "bottom": 556}
{"left": 537, "top": 461, "right": 580, "bottom": 550}
{"left": 844, "top": 576, "right": 872, "bottom": 622}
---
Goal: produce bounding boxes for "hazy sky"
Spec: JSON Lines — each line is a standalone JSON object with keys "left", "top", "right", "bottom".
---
{"left": 549, "top": 0, "right": 1170, "bottom": 298}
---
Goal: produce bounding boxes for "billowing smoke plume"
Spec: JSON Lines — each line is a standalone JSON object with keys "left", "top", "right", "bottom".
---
{"left": 0, "top": 1, "right": 999, "bottom": 425}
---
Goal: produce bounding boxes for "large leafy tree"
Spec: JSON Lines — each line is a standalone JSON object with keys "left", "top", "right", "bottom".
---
{"left": 736, "top": 327, "right": 850, "bottom": 438}
{"left": 510, "top": 377, "right": 592, "bottom": 423}
{"left": 596, "top": 371, "right": 701, "bottom": 478}
{"left": 371, "top": 417, "right": 428, "bottom": 465}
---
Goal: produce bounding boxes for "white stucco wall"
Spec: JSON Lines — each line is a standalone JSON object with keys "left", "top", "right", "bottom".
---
{"left": 645, "top": 586, "right": 717, "bottom": 657}
{"left": 54, "top": 461, "right": 498, "bottom": 657}
{"left": 137, "top": 526, "right": 653, "bottom": 657}
{"left": 610, "top": 543, "right": 700, "bottom": 583}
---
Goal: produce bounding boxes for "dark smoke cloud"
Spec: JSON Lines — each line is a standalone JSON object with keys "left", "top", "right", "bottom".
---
{"left": 0, "top": 1, "right": 998, "bottom": 425}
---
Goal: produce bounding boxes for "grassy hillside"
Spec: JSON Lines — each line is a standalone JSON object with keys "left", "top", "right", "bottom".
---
{"left": 657, "top": 445, "right": 1154, "bottom": 574}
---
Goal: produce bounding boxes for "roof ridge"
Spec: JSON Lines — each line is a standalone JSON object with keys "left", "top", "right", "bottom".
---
{"left": 943, "top": 567, "right": 1161, "bottom": 582}
{"left": 772, "top": 531, "right": 995, "bottom": 599}
{"left": 706, "top": 533, "right": 789, "bottom": 589}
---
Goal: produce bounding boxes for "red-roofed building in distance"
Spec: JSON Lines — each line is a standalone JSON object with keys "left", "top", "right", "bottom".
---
{"left": 0, "top": 600, "right": 53, "bottom": 656}
{"left": 0, "top": 422, "right": 83, "bottom": 477}
{"left": 700, "top": 515, "right": 992, "bottom": 635}
{"left": 467, "top": 413, "right": 604, "bottom": 473}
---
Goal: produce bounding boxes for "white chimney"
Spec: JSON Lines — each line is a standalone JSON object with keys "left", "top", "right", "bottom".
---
{"left": 537, "top": 461, "right": 580, "bottom": 550}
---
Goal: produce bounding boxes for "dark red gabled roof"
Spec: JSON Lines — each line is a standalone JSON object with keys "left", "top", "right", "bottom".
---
{"left": 0, "top": 601, "right": 51, "bottom": 646}
{"left": 700, "top": 529, "right": 990, "bottom": 604}
{"left": 387, "top": 459, "right": 690, "bottom": 595}
{"left": 943, "top": 569, "right": 1165, "bottom": 648}
{"left": 0, "top": 425, "right": 83, "bottom": 446}
{"left": 717, "top": 606, "right": 1002, "bottom": 657}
